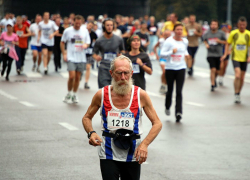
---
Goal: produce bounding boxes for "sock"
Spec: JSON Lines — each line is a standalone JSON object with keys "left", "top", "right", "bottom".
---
{"left": 73, "top": 92, "right": 77, "bottom": 96}
{"left": 68, "top": 91, "right": 72, "bottom": 95}
{"left": 235, "top": 93, "right": 240, "bottom": 95}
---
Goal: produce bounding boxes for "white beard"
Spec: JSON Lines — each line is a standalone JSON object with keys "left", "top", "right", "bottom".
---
{"left": 111, "top": 78, "right": 133, "bottom": 95}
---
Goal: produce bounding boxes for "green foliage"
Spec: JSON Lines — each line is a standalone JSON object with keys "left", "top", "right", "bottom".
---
{"left": 150, "top": 0, "right": 249, "bottom": 25}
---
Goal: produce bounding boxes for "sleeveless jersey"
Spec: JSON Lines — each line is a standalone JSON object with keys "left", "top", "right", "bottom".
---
{"left": 98, "top": 85, "right": 143, "bottom": 162}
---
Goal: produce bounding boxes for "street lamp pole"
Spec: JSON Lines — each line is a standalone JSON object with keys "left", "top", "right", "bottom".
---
{"left": 226, "top": 0, "right": 232, "bottom": 25}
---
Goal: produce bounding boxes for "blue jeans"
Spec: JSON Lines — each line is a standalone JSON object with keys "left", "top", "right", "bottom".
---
{"left": 149, "top": 35, "right": 158, "bottom": 53}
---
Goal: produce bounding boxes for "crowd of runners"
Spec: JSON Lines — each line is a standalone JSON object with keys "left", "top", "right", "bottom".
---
{"left": 0, "top": 11, "right": 249, "bottom": 111}
{"left": 0, "top": 10, "right": 250, "bottom": 180}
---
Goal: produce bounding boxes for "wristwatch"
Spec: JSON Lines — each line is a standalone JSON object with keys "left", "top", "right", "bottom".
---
{"left": 88, "top": 131, "right": 96, "bottom": 139}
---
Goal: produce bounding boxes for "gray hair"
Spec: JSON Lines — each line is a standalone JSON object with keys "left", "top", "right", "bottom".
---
{"left": 110, "top": 55, "right": 133, "bottom": 72}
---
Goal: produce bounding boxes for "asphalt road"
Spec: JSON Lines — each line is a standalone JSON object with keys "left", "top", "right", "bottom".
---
{"left": 0, "top": 44, "right": 250, "bottom": 180}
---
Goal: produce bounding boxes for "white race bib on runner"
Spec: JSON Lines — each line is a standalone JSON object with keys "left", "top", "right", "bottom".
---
{"left": 133, "top": 64, "right": 140, "bottom": 74}
{"left": 170, "top": 53, "right": 183, "bottom": 64}
{"left": 16, "top": 31, "right": 24, "bottom": 37}
{"left": 208, "top": 38, "right": 218, "bottom": 45}
{"left": 104, "top": 52, "right": 116, "bottom": 61}
{"left": 141, "top": 39, "right": 146, "bottom": 46}
{"left": 236, "top": 44, "right": 246, "bottom": 50}
{"left": 85, "top": 48, "right": 93, "bottom": 54}
{"left": 107, "top": 111, "right": 134, "bottom": 131}
{"left": 188, "top": 29, "right": 195, "bottom": 36}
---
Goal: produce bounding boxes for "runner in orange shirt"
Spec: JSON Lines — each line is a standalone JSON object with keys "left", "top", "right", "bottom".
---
{"left": 13, "top": 16, "right": 31, "bottom": 74}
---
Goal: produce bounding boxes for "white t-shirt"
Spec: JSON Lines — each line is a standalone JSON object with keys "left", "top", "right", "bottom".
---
{"left": 95, "top": 29, "right": 103, "bottom": 38}
{"left": 81, "top": 24, "right": 87, "bottom": 29}
{"left": 38, "top": 20, "right": 58, "bottom": 46}
{"left": 0, "top": 18, "right": 13, "bottom": 32}
{"left": 113, "top": 29, "right": 122, "bottom": 37}
{"left": 61, "top": 26, "right": 91, "bottom": 63}
{"left": 29, "top": 23, "right": 41, "bottom": 46}
{"left": 160, "top": 36, "right": 189, "bottom": 70}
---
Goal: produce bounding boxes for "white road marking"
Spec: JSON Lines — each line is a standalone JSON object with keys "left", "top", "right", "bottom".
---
{"left": 60, "top": 72, "right": 69, "bottom": 78}
{"left": 194, "top": 71, "right": 209, "bottom": 78}
{"left": 91, "top": 71, "right": 98, "bottom": 77}
{"left": 59, "top": 122, "right": 79, "bottom": 131}
{"left": 185, "top": 102, "right": 205, "bottom": 107}
{"left": 147, "top": 91, "right": 165, "bottom": 98}
{"left": 0, "top": 89, "right": 18, "bottom": 100}
{"left": 19, "top": 101, "right": 35, "bottom": 107}
{"left": 25, "top": 72, "right": 43, "bottom": 78}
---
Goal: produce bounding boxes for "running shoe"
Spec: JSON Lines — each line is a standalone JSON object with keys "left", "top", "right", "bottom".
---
{"left": 21, "top": 66, "right": 24, "bottom": 72}
{"left": 36, "top": 68, "right": 40, "bottom": 73}
{"left": 17, "top": 69, "right": 21, "bottom": 75}
{"left": 235, "top": 94, "right": 241, "bottom": 104}
{"left": 44, "top": 68, "right": 48, "bottom": 75}
{"left": 159, "top": 85, "right": 165, "bottom": 94}
{"left": 63, "top": 93, "right": 71, "bottom": 103}
{"left": 176, "top": 113, "right": 182, "bottom": 123}
{"left": 5, "top": 76, "right": 9, "bottom": 81}
{"left": 165, "top": 109, "right": 170, "bottom": 116}
{"left": 72, "top": 95, "right": 79, "bottom": 103}
{"left": 211, "top": 85, "right": 215, "bottom": 92}
{"left": 32, "top": 65, "right": 36, "bottom": 71}
{"left": 84, "top": 83, "right": 90, "bottom": 89}
{"left": 187, "top": 68, "right": 193, "bottom": 76}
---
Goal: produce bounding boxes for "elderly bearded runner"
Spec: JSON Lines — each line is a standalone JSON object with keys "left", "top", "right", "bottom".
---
{"left": 82, "top": 55, "right": 162, "bottom": 180}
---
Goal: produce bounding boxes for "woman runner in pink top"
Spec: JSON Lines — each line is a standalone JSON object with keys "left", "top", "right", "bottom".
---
{"left": 0, "top": 22, "right": 19, "bottom": 81}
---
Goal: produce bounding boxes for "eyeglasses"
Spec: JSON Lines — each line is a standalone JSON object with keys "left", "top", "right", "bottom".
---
{"left": 114, "top": 71, "right": 131, "bottom": 76}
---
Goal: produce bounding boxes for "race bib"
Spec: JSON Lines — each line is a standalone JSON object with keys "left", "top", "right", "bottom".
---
{"left": 107, "top": 111, "right": 134, "bottom": 131}
{"left": 85, "top": 48, "right": 93, "bottom": 54}
{"left": 16, "top": 31, "right": 24, "bottom": 37}
{"left": 236, "top": 44, "right": 246, "bottom": 50}
{"left": 170, "top": 54, "right": 183, "bottom": 64}
{"left": 43, "top": 31, "right": 50, "bottom": 39}
{"left": 133, "top": 64, "right": 140, "bottom": 74}
{"left": 150, "top": 26, "right": 157, "bottom": 32}
{"left": 74, "top": 45, "right": 83, "bottom": 52}
{"left": 188, "top": 29, "right": 195, "bottom": 36}
{"left": 104, "top": 52, "right": 116, "bottom": 61}
{"left": 141, "top": 39, "right": 146, "bottom": 46}
{"left": 208, "top": 38, "right": 218, "bottom": 45}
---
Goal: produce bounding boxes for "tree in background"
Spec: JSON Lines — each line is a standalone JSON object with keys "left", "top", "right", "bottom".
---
{"left": 150, "top": 0, "right": 250, "bottom": 28}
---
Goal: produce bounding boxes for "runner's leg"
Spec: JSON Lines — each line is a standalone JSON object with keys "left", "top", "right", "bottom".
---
{"left": 175, "top": 69, "right": 185, "bottom": 115}
{"left": 120, "top": 161, "right": 141, "bottom": 180}
{"left": 239, "top": 71, "right": 246, "bottom": 93}
{"left": 100, "top": 159, "right": 120, "bottom": 180}
{"left": 73, "top": 71, "right": 82, "bottom": 92}
{"left": 68, "top": 71, "right": 75, "bottom": 91}
{"left": 165, "top": 69, "right": 175, "bottom": 110}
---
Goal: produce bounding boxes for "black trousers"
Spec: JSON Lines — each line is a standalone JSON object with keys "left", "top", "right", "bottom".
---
{"left": 1, "top": 54, "right": 13, "bottom": 78}
{"left": 15, "top": 47, "right": 27, "bottom": 70}
{"left": 165, "top": 69, "right": 186, "bottom": 115}
{"left": 100, "top": 159, "right": 141, "bottom": 180}
{"left": 53, "top": 43, "right": 61, "bottom": 70}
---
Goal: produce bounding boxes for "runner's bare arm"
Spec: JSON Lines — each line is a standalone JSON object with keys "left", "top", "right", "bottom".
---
{"left": 37, "top": 30, "right": 41, "bottom": 42}
{"left": 60, "top": 42, "right": 67, "bottom": 62}
{"left": 23, "top": 27, "right": 31, "bottom": 37}
{"left": 248, "top": 47, "right": 250, "bottom": 63}
{"left": 221, "top": 42, "right": 230, "bottom": 61}
{"left": 49, "top": 30, "right": 59, "bottom": 39}
{"left": 82, "top": 89, "right": 103, "bottom": 146}
{"left": 204, "top": 40, "right": 210, "bottom": 49}
{"left": 92, "top": 54, "right": 102, "bottom": 61}
{"left": 134, "top": 89, "right": 162, "bottom": 164}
